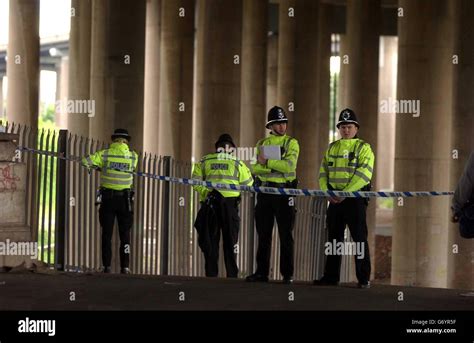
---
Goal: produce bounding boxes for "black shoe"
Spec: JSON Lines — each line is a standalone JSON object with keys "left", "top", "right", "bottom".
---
{"left": 313, "top": 278, "right": 338, "bottom": 286}
{"left": 246, "top": 273, "right": 269, "bottom": 282}
{"left": 103, "top": 266, "right": 112, "bottom": 274}
{"left": 282, "top": 276, "right": 294, "bottom": 284}
{"left": 120, "top": 267, "right": 130, "bottom": 274}
{"left": 358, "top": 282, "right": 370, "bottom": 289}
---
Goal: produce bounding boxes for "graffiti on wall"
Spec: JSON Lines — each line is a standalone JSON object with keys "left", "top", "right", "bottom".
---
{"left": 0, "top": 164, "right": 20, "bottom": 192}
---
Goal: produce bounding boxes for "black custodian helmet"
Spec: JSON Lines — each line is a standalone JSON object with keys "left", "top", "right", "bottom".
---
{"left": 336, "top": 108, "right": 359, "bottom": 128}
{"left": 215, "top": 133, "right": 236, "bottom": 149}
{"left": 111, "top": 128, "right": 132, "bottom": 141}
{"left": 265, "top": 106, "right": 288, "bottom": 129}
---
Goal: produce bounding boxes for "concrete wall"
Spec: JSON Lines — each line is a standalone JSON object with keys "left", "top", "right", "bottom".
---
{"left": 0, "top": 133, "right": 33, "bottom": 269}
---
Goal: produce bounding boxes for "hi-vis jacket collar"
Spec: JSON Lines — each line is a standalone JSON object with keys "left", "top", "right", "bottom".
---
{"left": 269, "top": 132, "right": 287, "bottom": 137}
{"left": 110, "top": 142, "right": 131, "bottom": 151}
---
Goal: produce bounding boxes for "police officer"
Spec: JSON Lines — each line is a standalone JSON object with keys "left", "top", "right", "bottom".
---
{"left": 246, "top": 106, "right": 300, "bottom": 284}
{"left": 192, "top": 134, "right": 253, "bottom": 278}
{"left": 451, "top": 151, "right": 474, "bottom": 238}
{"left": 82, "top": 129, "right": 138, "bottom": 274}
{"left": 314, "top": 108, "right": 374, "bottom": 288}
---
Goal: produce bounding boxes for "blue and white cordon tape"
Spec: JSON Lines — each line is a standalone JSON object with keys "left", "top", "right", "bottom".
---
{"left": 17, "top": 146, "right": 454, "bottom": 198}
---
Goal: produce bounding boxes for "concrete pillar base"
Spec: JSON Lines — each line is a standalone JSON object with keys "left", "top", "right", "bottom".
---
{"left": 0, "top": 133, "right": 33, "bottom": 269}
{"left": 0, "top": 226, "right": 34, "bottom": 269}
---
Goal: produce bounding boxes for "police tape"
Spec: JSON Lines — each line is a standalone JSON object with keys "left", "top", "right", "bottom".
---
{"left": 17, "top": 146, "right": 454, "bottom": 198}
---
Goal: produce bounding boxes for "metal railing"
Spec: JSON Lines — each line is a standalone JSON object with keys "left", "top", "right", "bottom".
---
{"left": 5, "top": 124, "right": 347, "bottom": 282}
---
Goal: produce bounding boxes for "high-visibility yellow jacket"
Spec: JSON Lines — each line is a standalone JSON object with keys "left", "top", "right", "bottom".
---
{"left": 192, "top": 152, "right": 253, "bottom": 202}
{"left": 319, "top": 138, "right": 374, "bottom": 192}
{"left": 82, "top": 142, "right": 138, "bottom": 190}
{"left": 251, "top": 134, "right": 299, "bottom": 183}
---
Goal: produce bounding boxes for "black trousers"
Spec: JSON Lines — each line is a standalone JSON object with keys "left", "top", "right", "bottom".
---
{"left": 204, "top": 197, "right": 240, "bottom": 278}
{"left": 323, "top": 197, "right": 371, "bottom": 284}
{"left": 255, "top": 193, "right": 296, "bottom": 278}
{"left": 98, "top": 191, "right": 133, "bottom": 268}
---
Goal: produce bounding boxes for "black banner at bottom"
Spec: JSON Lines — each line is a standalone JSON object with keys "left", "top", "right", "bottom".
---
{"left": 0, "top": 311, "right": 473, "bottom": 342}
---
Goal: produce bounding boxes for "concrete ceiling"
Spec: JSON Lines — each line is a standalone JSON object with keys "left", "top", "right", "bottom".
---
{"left": 268, "top": 1, "right": 398, "bottom": 36}
{"left": 270, "top": 0, "right": 398, "bottom": 8}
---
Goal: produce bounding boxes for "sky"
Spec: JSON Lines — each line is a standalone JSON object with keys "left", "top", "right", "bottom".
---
{"left": 0, "top": 0, "right": 71, "bottom": 45}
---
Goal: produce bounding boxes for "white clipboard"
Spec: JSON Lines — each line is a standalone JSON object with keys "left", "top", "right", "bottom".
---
{"left": 261, "top": 145, "right": 281, "bottom": 160}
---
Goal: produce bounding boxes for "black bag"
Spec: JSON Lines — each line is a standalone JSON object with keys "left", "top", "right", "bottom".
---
{"left": 459, "top": 202, "right": 474, "bottom": 239}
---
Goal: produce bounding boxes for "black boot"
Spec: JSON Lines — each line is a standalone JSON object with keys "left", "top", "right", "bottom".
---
{"left": 246, "top": 273, "right": 269, "bottom": 282}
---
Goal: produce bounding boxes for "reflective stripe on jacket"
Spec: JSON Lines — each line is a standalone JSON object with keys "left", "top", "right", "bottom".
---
{"left": 192, "top": 152, "right": 254, "bottom": 202}
{"left": 251, "top": 134, "right": 299, "bottom": 183}
{"left": 319, "top": 138, "right": 374, "bottom": 191}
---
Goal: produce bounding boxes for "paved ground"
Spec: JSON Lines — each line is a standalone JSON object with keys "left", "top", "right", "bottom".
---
{"left": 0, "top": 270, "right": 473, "bottom": 311}
{"left": 2, "top": 271, "right": 474, "bottom": 341}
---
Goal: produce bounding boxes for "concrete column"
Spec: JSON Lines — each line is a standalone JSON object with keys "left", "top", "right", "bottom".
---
{"left": 67, "top": 0, "right": 91, "bottom": 136}
{"left": 276, "top": 0, "right": 296, "bottom": 120}
{"left": 71, "top": 23, "right": 92, "bottom": 269}
{"left": 55, "top": 63, "right": 61, "bottom": 125}
{"left": 447, "top": 0, "right": 474, "bottom": 290}
{"left": 337, "top": 34, "right": 348, "bottom": 117}
{"left": 90, "top": 0, "right": 146, "bottom": 151}
{"left": 143, "top": 0, "right": 161, "bottom": 155}
{"left": 276, "top": 0, "right": 322, "bottom": 188}
{"left": 266, "top": 33, "right": 278, "bottom": 120}
{"left": 0, "top": 77, "right": 4, "bottom": 118}
{"left": 344, "top": 0, "right": 381, "bottom": 281}
{"left": 275, "top": 0, "right": 328, "bottom": 189}
{"left": 345, "top": 0, "right": 380, "bottom": 154}
{"left": 89, "top": 0, "right": 110, "bottom": 143}
{"left": 377, "top": 36, "right": 397, "bottom": 192}
{"left": 55, "top": 57, "right": 69, "bottom": 129}
{"left": 158, "top": 0, "right": 194, "bottom": 161}
{"left": 392, "top": 0, "right": 454, "bottom": 287}
{"left": 6, "top": 0, "right": 39, "bottom": 128}
{"left": 239, "top": 0, "right": 267, "bottom": 150}
{"left": 192, "top": 0, "right": 243, "bottom": 160}
{"left": 109, "top": 0, "right": 146, "bottom": 151}
{"left": 316, "top": 3, "right": 331, "bottom": 181}
{"left": 375, "top": 36, "right": 397, "bottom": 282}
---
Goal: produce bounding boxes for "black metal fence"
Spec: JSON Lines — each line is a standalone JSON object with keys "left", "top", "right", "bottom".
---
{"left": 5, "top": 123, "right": 356, "bottom": 282}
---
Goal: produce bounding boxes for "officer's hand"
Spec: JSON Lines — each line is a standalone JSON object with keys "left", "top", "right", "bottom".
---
{"left": 329, "top": 196, "right": 342, "bottom": 204}
{"left": 257, "top": 154, "right": 267, "bottom": 165}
